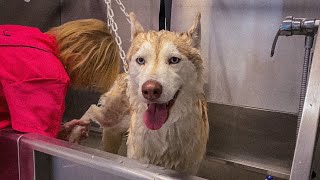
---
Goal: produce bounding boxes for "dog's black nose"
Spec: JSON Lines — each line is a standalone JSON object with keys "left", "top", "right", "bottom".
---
{"left": 142, "top": 80, "right": 162, "bottom": 100}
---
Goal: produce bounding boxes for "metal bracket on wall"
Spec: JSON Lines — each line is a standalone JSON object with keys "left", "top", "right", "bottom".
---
{"left": 159, "top": 0, "right": 172, "bottom": 31}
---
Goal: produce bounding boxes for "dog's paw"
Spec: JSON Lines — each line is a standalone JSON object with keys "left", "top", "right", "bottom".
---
{"left": 58, "top": 119, "right": 90, "bottom": 143}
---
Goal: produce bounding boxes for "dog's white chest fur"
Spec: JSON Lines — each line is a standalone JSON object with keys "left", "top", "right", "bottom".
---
{"left": 127, "top": 94, "right": 208, "bottom": 174}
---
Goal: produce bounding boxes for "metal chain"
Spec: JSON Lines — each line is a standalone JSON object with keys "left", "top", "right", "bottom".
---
{"left": 115, "top": 0, "right": 131, "bottom": 24}
{"left": 105, "top": 0, "right": 130, "bottom": 72}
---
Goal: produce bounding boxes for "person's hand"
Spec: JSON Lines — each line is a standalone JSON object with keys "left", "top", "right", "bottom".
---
{"left": 58, "top": 119, "right": 90, "bottom": 144}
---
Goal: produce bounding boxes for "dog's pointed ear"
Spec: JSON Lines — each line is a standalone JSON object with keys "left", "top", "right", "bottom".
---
{"left": 187, "top": 13, "right": 201, "bottom": 48}
{"left": 129, "top": 12, "right": 144, "bottom": 40}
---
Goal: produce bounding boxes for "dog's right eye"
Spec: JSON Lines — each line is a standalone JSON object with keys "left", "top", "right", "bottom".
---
{"left": 136, "top": 57, "right": 145, "bottom": 65}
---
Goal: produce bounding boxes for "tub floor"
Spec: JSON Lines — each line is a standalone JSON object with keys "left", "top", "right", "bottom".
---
{"left": 80, "top": 131, "right": 286, "bottom": 180}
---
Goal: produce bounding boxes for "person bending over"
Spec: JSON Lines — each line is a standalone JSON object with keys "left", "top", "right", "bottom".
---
{"left": 0, "top": 19, "right": 120, "bottom": 143}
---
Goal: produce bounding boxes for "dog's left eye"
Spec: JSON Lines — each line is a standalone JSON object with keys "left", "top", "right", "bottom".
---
{"left": 169, "top": 57, "right": 181, "bottom": 64}
{"left": 136, "top": 57, "right": 145, "bottom": 65}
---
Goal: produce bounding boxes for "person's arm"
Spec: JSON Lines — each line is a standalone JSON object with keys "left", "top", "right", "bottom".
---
{"left": 2, "top": 78, "right": 68, "bottom": 138}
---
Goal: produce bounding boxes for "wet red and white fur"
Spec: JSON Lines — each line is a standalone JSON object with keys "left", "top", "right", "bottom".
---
{"left": 81, "top": 12, "right": 209, "bottom": 175}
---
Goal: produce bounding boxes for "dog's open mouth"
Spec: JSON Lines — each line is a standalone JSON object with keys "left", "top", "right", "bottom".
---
{"left": 143, "top": 90, "right": 180, "bottom": 130}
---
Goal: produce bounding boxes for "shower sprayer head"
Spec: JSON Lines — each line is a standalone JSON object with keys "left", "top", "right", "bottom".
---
{"left": 270, "top": 16, "right": 319, "bottom": 57}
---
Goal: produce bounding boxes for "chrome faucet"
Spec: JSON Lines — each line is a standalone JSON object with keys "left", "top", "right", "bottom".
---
{"left": 271, "top": 16, "right": 319, "bottom": 57}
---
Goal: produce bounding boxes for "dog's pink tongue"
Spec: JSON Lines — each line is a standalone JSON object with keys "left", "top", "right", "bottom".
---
{"left": 143, "top": 103, "right": 169, "bottom": 130}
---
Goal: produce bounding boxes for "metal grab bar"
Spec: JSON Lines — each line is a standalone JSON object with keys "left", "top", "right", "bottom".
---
{"left": 290, "top": 28, "right": 320, "bottom": 180}
{"left": 0, "top": 129, "right": 205, "bottom": 180}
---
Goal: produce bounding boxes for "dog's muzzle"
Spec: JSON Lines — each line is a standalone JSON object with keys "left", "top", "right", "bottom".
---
{"left": 141, "top": 80, "right": 180, "bottom": 130}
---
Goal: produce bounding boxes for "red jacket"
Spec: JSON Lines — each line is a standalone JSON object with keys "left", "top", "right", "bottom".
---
{"left": 0, "top": 25, "right": 70, "bottom": 137}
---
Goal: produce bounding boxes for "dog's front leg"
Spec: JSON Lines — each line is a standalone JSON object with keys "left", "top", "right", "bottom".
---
{"left": 102, "top": 127, "right": 125, "bottom": 154}
{"left": 80, "top": 73, "right": 130, "bottom": 154}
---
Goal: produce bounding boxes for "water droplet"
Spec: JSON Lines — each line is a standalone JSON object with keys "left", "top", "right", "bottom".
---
{"left": 24, "top": 0, "right": 31, "bottom": 2}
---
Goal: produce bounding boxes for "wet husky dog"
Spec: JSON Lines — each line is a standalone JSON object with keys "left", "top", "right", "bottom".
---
{"left": 82, "top": 12, "right": 209, "bottom": 174}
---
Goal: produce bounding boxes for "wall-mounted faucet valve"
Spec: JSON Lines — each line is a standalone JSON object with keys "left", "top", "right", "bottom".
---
{"left": 271, "top": 16, "right": 319, "bottom": 57}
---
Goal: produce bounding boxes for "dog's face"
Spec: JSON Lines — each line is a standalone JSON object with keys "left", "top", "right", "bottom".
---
{"left": 127, "top": 13, "right": 203, "bottom": 131}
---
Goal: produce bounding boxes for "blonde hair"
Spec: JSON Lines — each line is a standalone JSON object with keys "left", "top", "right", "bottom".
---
{"left": 46, "top": 19, "right": 120, "bottom": 92}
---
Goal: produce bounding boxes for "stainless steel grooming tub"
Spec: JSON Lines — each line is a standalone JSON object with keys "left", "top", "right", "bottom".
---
{"left": 1, "top": 0, "right": 320, "bottom": 179}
